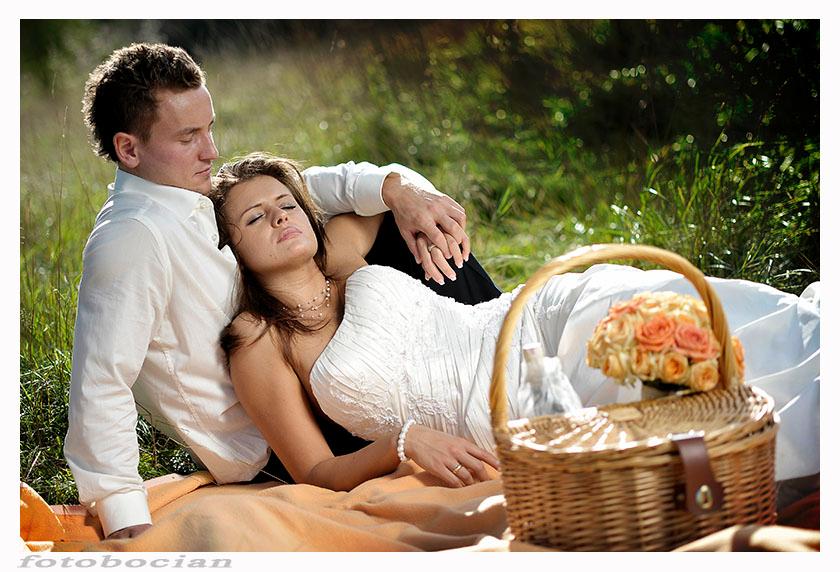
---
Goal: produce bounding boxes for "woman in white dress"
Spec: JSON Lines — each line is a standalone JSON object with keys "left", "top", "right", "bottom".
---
{"left": 211, "top": 152, "right": 820, "bottom": 493}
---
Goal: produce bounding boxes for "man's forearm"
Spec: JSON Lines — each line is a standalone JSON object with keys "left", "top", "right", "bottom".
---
{"left": 303, "top": 161, "right": 445, "bottom": 220}
{"left": 302, "top": 161, "right": 390, "bottom": 219}
{"left": 378, "top": 164, "right": 445, "bottom": 209}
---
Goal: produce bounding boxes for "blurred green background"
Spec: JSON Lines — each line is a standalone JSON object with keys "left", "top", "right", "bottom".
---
{"left": 21, "top": 20, "right": 819, "bottom": 504}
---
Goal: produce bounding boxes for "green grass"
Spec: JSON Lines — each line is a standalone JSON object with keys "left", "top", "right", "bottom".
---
{"left": 21, "top": 32, "right": 818, "bottom": 505}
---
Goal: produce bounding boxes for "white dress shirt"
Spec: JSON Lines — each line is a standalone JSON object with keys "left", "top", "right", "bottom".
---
{"left": 64, "top": 161, "right": 424, "bottom": 537}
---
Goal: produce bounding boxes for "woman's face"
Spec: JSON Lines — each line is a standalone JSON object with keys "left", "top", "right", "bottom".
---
{"left": 222, "top": 175, "right": 319, "bottom": 276}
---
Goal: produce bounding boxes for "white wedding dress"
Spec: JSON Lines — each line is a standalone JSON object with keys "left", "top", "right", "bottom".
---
{"left": 309, "top": 264, "right": 820, "bottom": 481}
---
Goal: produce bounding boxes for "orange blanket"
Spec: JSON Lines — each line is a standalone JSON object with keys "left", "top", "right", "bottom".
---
{"left": 21, "top": 462, "right": 819, "bottom": 552}
{"left": 25, "top": 463, "right": 530, "bottom": 552}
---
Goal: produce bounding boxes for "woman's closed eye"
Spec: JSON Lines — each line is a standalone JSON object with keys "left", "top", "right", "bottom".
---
{"left": 247, "top": 205, "right": 294, "bottom": 225}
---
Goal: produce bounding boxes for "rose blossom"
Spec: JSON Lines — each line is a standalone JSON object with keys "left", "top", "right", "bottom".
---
{"left": 688, "top": 298, "right": 711, "bottom": 327}
{"left": 601, "top": 352, "right": 630, "bottom": 382}
{"left": 674, "top": 323, "right": 719, "bottom": 361}
{"left": 634, "top": 314, "right": 676, "bottom": 353}
{"left": 636, "top": 300, "right": 666, "bottom": 320}
{"left": 671, "top": 310, "right": 701, "bottom": 327}
{"left": 586, "top": 321, "right": 611, "bottom": 366}
{"left": 731, "top": 336, "right": 745, "bottom": 380}
{"left": 630, "top": 347, "right": 658, "bottom": 381}
{"left": 637, "top": 292, "right": 677, "bottom": 314}
{"left": 689, "top": 360, "right": 720, "bottom": 391}
{"left": 586, "top": 335, "right": 608, "bottom": 368}
{"left": 660, "top": 351, "right": 690, "bottom": 384}
{"left": 608, "top": 298, "right": 643, "bottom": 318}
{"left": 603, "top": 313, "right": 637, "bottom": 349}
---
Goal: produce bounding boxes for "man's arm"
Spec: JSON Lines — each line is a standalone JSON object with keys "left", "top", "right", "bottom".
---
{"left": 379, "top": 165, "right": 470, "bottom": 285}
{"left": 302, "top": 161, "right": 393, "bottom": 220}
{"left": 302, "top": 161, "right": 469, "bottom": 284}
{"left": 64, "top": 218, "right": 169, "bottom": 538}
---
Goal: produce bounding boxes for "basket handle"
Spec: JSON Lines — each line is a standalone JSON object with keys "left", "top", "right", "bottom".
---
{"left": 489, "top": 243, "right": 739, "bottom": 431}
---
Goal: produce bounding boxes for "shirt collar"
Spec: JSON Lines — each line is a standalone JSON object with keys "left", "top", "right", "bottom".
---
{"left": 109, "top": 168, "right": 211, "bottom": 220}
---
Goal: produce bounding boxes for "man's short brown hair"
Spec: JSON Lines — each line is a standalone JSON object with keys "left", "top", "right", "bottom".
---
{"left": 82, "top": 43, "right": 206, "bottom": 162}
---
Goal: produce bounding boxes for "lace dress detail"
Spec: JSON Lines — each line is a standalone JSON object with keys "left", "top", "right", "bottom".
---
{"left": 308, "top": 264, "right": 820, "bottom": 481}
{"left": 309, "top": 266, "right": 533, "bottom": 451}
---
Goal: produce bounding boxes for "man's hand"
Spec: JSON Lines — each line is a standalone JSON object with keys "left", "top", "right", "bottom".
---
{"left": 381, "top": 172, "right": 471, "bottom": 281}
{"left": 107, "top": 523, "right": 152, "bottom": 540}
{"left": 416, "top": 233, "right": 463, "bottom": 285}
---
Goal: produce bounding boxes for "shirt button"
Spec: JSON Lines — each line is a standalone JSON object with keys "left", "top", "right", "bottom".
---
{"left": 211, "top": 233, "right": 219, "bottom": 243}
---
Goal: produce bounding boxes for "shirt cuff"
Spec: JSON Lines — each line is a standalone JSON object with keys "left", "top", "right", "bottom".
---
{"left": 352, "top": 168, "right": 390, "bottom": 216}
{"left": 95, "top": 489, "right": 153, "bottom": 538}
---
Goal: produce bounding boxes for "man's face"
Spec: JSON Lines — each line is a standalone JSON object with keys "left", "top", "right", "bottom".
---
{"left": 130, "top": 85, "right": 219, "bottom": 194}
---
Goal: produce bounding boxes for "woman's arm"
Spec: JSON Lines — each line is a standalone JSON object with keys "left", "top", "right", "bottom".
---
{"left": 228, "top": 312, "right": 398, "bottom": 491}
{"left": 323, "top": 212, "right": 384, "bottom": 278}
{"left": 324, "top": 211, "right": 466, "bottom": 285}
{"left": 228, "top": 313, "right": 500, "bottom": 490}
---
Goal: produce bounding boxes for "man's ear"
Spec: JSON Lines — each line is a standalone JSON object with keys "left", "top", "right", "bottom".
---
{"left": 113, "top": 132, "right": 141, "bottom": 169}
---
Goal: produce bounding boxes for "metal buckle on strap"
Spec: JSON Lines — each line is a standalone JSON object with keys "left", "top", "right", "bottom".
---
{"left": 672, "top": 432, "right": 725, "bottom": 515}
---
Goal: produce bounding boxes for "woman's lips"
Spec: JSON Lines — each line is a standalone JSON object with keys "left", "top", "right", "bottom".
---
{"left": 278, "top": 227, "right": 302, "bottom": 242}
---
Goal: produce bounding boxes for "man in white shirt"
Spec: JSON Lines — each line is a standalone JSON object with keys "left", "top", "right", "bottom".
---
{"left": 64, "top": 43, "right": 500, "bottom": 541}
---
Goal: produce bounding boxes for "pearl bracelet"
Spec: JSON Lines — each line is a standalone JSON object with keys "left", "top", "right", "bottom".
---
{"left": 397, "top": 419, "right": 416, "bottom": 462}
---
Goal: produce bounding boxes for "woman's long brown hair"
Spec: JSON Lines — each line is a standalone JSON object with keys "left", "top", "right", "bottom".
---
{"left": 210, "top": 152, "right": 343, "bottom": 369}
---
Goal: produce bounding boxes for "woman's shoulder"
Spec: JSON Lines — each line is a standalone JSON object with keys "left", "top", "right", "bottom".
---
{"left": 230, "top": 311, "right": 267, "bottom": 337}
{"left": 222, "top": 311, "right": 280, "bottom": 359}
{"left": 222, "top": 312, "right": 307, "bottom": 385}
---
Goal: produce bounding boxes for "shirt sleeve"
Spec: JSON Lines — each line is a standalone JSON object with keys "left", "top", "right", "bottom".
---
{"left": 377, "top": 162, "right": 445, "bottom": 198}
{"left": 302, "top": 161, "right": 443, "bottom": 221}
{"left": 63, "top": 217, "right": 170, "bottom": 537}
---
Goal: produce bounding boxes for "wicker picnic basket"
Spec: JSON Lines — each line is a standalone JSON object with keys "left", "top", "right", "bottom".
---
{"left": 490, "top": 244, "right": 778, "bottom": 551}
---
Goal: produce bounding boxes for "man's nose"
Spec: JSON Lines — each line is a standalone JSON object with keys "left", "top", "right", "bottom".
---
{"left": 201, "top": 131, "right": 219, "bottom": 161}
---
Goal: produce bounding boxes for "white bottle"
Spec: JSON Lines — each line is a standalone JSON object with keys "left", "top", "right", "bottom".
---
{"left": 518, "top": 343, "right": 542, "bottom": 417}
{"left": 519, "top": 343, "right": 583, "bottom": 417}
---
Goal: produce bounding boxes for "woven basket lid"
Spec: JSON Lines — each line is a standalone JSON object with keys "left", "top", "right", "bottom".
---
{"left": 499, "top": 384, "right": 776, "bottom": 466}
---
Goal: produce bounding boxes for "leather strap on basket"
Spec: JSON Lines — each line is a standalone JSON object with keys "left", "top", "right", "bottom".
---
{"left": 673, "top": 433, "right": 724, "bottom": 515}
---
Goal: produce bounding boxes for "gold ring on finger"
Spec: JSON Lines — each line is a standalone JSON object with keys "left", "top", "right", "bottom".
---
{"left": 451, "top": 463, "right": 463, "bottom": 474}
{"left": 428, "top": 244, "right": 440, "bottom": 253}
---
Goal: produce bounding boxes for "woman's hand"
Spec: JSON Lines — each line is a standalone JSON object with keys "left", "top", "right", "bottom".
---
{"left": 403, "top": 424, "right": 501, "bottom": 487}
{"left": 415, "top": 233, "right": 465, "bottom": 285}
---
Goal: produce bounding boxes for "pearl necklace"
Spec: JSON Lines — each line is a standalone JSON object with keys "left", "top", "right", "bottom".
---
{"left": 292, "top": 278, "right": 332, "bottom": 320}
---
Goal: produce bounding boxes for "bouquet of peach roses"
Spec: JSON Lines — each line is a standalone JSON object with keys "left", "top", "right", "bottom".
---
{"left": 585, "top": 291, "right": 745, "bottom": 394}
